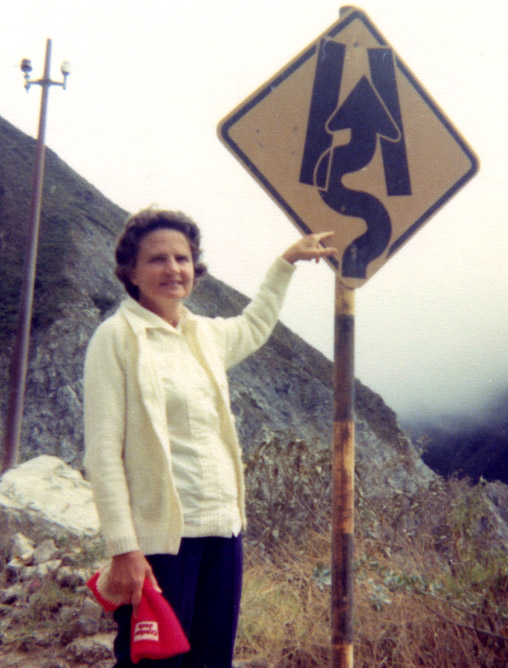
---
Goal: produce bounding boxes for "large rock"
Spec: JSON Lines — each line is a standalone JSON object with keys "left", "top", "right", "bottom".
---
{"left": 0, "top": 455, "right": 99, "bottom": 547}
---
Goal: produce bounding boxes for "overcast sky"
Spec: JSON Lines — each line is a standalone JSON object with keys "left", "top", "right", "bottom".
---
{"left": 1, "top": 0, "right": 507, "bottom": 425}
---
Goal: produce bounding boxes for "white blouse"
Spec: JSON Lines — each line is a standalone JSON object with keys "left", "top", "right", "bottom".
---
{"left": 144, "top": 310, "right": 242, "bottom": 538}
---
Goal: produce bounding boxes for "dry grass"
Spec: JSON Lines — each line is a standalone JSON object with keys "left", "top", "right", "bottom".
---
{"left": 236, "top": 536, "right": 331, "bottom": 667}
{"left": 237, "top": 473, "right": 508, "bottom": 667}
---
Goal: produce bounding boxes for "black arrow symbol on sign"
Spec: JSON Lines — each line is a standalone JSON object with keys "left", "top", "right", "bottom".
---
{"left": 316, "top": 75, "right": 399, "bottom": 278}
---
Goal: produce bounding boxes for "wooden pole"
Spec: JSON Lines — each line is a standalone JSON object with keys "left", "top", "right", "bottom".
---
{"left": 331, "top": 275, "right": 355, "bottom": 668}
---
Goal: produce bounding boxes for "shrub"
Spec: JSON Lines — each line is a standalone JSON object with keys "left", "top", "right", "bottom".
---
{"left": 239, "top": 439, "right": 508, "bottom": 667}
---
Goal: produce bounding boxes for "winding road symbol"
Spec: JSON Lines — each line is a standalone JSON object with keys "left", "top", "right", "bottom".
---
{"left": 300, "top": 40, "right": 412, "bottom": 278}
{"left": 316, "top": 76, "right": 398, "bottom": 278}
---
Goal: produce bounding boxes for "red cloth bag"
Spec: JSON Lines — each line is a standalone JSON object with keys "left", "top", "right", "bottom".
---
{"left": 130, "top": 578, "right": 190, "bottom": 663}
{"left": 87, "top": 569, "right": 190, "bottom": 663}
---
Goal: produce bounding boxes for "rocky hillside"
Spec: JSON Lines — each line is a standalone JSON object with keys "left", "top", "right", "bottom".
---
{"left": 0, "top": 113, "right": 428, "bottom": 498}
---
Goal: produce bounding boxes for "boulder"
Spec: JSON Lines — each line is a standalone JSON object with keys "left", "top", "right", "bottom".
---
{"left": 0, "top": 455, "right": 99, "bottom": 548}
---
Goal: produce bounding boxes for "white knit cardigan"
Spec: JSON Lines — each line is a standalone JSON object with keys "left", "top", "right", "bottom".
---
{"left": 83, "top": 256, "right": 296, "bottom": 557}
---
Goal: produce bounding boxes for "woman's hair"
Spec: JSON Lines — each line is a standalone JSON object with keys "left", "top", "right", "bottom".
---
{"left": 115, "top": 207, "right": 207, "bottom": 300}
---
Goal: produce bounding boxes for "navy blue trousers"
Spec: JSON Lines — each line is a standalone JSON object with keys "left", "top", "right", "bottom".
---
{"left": 113, "top": 535, "right": 243, "bottom": 668}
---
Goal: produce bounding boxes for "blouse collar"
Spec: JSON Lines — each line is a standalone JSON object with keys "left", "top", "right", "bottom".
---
{"left": 120, "top": 296, "right": 193, "bottom": 335}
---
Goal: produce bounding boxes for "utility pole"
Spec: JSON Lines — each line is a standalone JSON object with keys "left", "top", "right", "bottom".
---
{"left": 1, "top": 39, "right": 70, "bottom": 474}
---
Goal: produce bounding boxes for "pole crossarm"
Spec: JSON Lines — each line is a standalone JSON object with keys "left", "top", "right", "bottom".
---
{"left": 26, "top": 77, "right": 66, "bottom": 88}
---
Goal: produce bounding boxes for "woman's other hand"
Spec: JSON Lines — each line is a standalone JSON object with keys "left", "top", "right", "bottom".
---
{"left": 110, "top": 550, "right": 161, "bottom": 617}
{"left": 282, "top": 231, "right": 337, "bottom": 264}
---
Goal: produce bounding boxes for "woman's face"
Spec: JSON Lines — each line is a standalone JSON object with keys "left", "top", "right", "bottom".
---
{"left": 129, "top": 228, "right": 195, "bottom": 311}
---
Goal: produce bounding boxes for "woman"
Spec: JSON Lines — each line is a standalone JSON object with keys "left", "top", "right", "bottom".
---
{"left": 83, "top": 207, "right": 336, "bottom": 668}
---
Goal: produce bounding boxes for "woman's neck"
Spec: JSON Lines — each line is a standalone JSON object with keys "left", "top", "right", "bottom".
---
{"left": 138, "top": 296, "right": 182, "bottom": 326}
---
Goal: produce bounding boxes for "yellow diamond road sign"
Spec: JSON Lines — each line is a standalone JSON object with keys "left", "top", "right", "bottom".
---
{"left": 218, "top": 7, "right": 479, "bottom": 288}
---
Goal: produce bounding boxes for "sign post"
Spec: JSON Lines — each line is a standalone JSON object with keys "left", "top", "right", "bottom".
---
{"left": 218, "top": 7, "right": 478, "bottom": 666}
{"left": 332, "top": 277, "right": 355, "bottom": 667}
